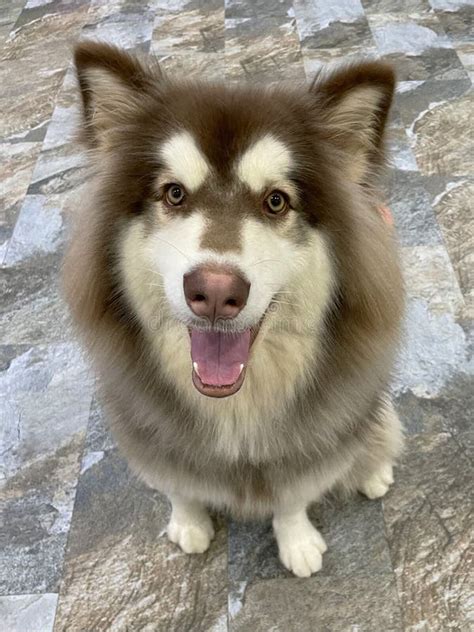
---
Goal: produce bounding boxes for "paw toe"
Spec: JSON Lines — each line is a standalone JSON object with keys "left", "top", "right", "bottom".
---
{"left": 312, "top": 531, "right": 328, "bottom": 554}
{"left": 180, "top": 526, "right": 212, "bottom": 554}
{"left": 380, "top": 464, "right": 394, "bottom": 486}
{"left": 358, "top": 463, "right": 394, "bottom": 499}
{"left": 280, "top": 540, "right": 324, "bottom": 577}
{"left": 167, "top": 520, "right": 214, "bottom": 554}
{"left": 291, "top": 545, "right": 323, "bottom": 577}
{"left": 360, "top": 476, "right": 390, "bottom": 499}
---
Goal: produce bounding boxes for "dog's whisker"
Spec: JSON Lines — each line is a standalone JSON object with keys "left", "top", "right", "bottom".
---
{"left": 248, "top": 258, "right": 283, "bottom": 267}
{"left": 145, "top": 268, "right": 165, "bottom": 279}
{"left": 271, "top": 299, "right": 294, "bottom": 306}
{"left": 273, "top": 291, "right": 297, "bottom": 295}
{"left": 153, "top": 236, "right": 191, "bottom": 262}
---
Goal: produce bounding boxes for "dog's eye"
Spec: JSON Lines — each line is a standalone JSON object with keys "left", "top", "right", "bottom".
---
{"left": 265, "top": 191, "right": 288, "bottom": 216}
{"left": 165, "top": 184, "right": 185, "bottom": 206}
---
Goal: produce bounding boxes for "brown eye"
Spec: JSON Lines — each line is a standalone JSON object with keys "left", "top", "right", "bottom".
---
{"left": 165, "top": 184, "right": 185, "bottom": 206}
{"left": 265, "top": 190, "right": 287, "bottom": 216}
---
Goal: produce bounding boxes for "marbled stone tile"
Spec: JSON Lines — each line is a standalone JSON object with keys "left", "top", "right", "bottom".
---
{"left": 81, "top": 0, "right": 155, "bottom": 51}
{"left": 300, "top": 45, "right": 379, "bottom": 78}
{"left": 3, "top": 160, "right": 87, "bottom": 268}
{"left": 229, "top": 519, "right": 285, "bottom": 584}
{"left": 13, "top": 0, "right": 88, "bottom": 31}
{"left": 361, "top": 0, "right": 433, "bottom": 13}
{"left": 383, "top": 429, "right": 473, "bottom": 631}
{"left": 388, "top": 102, "right": 405, "bottom": 127}
{"left": 54, "top": 449, "right": 228, "bottom": 632}
{"left": 0, "top": 257, "right": 71, "bottom": 344}
{"left": 0, "top": 0, "right": 24, "bottom": 28}
{"left": 24, "top": 72, "right": 87, "bottom": 199}
{"left": 0, "top": 434, "right": 85, "bottom": 594}
{"left": 0, "top": 64, "right": 65, "bottom": 140}
{"left": 26, "top": 152, "right": 88, "bottom": 199}
{"left": 395, "top": 79, "right": 473, "bottom": 176}
{"left": 294, "top": 0, "right": 373, "bottom": 50}
{"left": 0, "top": 342, "right": 92, "bottom": 596}
{"left": 430, "top": 0, "right": 474, "bottom": 44}
{"left": 4, "top": 195, "right": 66, "bottom": 266}
{"left": 394, "top": 297, "right": 470, "bottom": 398}
{"left": 0, "top": 594, "right": 58, "bottom": 632}
{"left": 455, "top": 42, "right": 474, "bottom": 82}
{"left": 152, "top": 0, "right": 224, "bottom": 54}
{"left": 2, "top": 67, "right": 87, "bottom": 262}
{"left": 368, "top": 13, "right": 469, "bottom": 80}
{"left": 153, "top": 51, "right": 226, "bottom": 80}
{"left": 229, "top": 494, "right": 395, "bottom": 588}
{"left": 386, "top": 170, "right": 444, "bottom": 245}
{"left": 0, "top": 342, "right": 92, "bottom": 479}
{"left": 401, "top": 246, "right": 464, "bottom": 315}
{"left": 386, "top": 125, "right": 419, "bottom": 171}
{"left": 409, "top": 92, "right": 473, "bottom": 176}
{"left": 422, "top": 176, "right": 474, "bottom": 317}
{"left": 395, "top": 77, "right": 471, "bottom": 125}
{"left": 369, "top": 12, "right": 453, "bottom": 52}
{"left": 229, "top": 574, "right": 403, "bottom": 632}
{"left": 0, "top": 0, "right": 25, "bottom": 46}
{"left": 0, "top": 140, "right": 42, "bottom": 256}
{"left": 226, "top": 0, "right": 293, "bottom": 19}
{"left": 83, "top": 396, "right": 116, "bottom": 454}
{"left": 225, "top": 16, "right": 305, "bottom": 83}
{"left": 0, "top": 0, "right": 90, "bottom": 139}
{"left": 39, "top": 68, "right": 81, "bottom": 153}
{"left": 228, "top": 494, "right": 398, "bottom": 627}
{"left": 395, "top": 374, "right": 474, "bottom": 455}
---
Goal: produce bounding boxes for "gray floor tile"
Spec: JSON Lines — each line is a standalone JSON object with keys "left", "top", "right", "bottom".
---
{"left": 0, "top": 342, "right": 92, "bottom": 593}
{"left": 229, "top": 574, "right": 403, "bottom": 632}
{"left": 383, "top": 429, "right": 473, "bottom": 630}
{"left": 54, "top": 449, "right": 228, "bottom": 632}
{"left": 0, "top": 594, "right": 58, "bottom": 632}
{"left": 225, "top": 14, "right": 305, "bottom": 83}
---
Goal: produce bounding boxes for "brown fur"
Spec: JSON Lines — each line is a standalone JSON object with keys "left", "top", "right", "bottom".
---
{"left": 64, "top": 42, "right": 404, "bottom": 520}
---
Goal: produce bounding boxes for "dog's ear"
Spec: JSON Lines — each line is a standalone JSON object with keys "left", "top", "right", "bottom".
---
{"left": 310, "top": 61, "right": 395, "bottom": 185}
{"left": 74, "top": 41, "right": 160, "bottom": 147}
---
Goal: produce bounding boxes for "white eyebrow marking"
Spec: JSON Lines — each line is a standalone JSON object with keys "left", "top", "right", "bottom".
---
{"left": 236, "top": 134, "right": 293, "bottom": 193}
{"left": 159, "top": 131, "right": 210, "bottom": 192}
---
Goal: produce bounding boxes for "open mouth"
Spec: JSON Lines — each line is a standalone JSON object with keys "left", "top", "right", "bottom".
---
{"left": 189, "top": 326, "right": 259, "bottom": 398}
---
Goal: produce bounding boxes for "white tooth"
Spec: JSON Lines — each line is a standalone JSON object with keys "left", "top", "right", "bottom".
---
{"left": 193, "top": 362, "right": 200, "bottom": 377}
{"left": 239, "top": 363, "right": 244, "bottom": 376}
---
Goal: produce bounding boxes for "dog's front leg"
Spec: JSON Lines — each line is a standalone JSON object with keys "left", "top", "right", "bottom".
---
{"left": 273, "top": 506, "right": 327, "bottom": 578}
{"left": 167, "top": 494, "right": 215, "bottom": 554}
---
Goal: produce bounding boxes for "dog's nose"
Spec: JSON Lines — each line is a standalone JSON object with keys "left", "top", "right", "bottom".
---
{"left": 183, "top": 266, "right": 250, "bottom": 322}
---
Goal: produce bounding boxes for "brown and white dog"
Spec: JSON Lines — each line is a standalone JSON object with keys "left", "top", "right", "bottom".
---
{"left": 64, "top": 41, "right": 404, "bottom": 578}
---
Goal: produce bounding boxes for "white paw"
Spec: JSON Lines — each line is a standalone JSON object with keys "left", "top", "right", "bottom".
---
{"left": 359, "top": 463, "right": 394, "bottom": 499}
{"left": 167, "top": 516, "right": 215, "bottom": 554}
{"left": 274, "top": 516, "right": 327, "bottom": 578}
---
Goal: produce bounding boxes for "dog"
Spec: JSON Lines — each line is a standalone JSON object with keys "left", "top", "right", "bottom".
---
{"left": 64, "top": 41, "right": 404, "bottom": 578}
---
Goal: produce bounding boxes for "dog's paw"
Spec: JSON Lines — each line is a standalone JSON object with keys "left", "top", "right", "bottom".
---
{"left": 274, "top": 516, "right": 327, "bottom": 578}
{"left": 167, "top": 515, "right": 215, "bottom": 554}
{"left": 358, "top": 463, "right": 394, "bottom": 499}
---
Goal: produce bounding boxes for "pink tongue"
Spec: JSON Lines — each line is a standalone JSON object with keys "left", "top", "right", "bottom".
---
{"left": 190, "top": 329, "right": 251, "bottom": 386}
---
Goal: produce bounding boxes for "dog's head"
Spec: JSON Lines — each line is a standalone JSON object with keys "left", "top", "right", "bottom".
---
{"left": 73, "top": 42, "right": 396, "bottom": 398}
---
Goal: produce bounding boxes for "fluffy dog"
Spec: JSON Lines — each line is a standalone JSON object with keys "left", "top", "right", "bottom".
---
{"left": 64, "top": 41, "right": 404, "bottom": 577}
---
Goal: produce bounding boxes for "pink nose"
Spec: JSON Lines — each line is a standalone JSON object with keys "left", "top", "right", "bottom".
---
{"left": 183, "top": 266, "right": 250, "bottom": 323}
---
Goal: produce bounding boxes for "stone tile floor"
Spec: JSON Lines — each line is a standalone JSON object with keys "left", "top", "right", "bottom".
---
{"left": 0, "top": 0, "right": 473, "bottom": 630}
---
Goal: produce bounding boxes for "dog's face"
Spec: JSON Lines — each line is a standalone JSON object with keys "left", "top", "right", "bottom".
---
{"left": 74, "top": 43, "right": 395, "bottom": 398}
